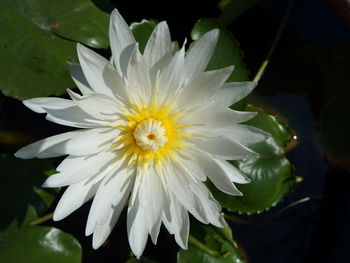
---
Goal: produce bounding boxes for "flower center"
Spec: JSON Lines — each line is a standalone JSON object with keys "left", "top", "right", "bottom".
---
{"left": 133, "top": 118, "right": 168, "bottom": 152}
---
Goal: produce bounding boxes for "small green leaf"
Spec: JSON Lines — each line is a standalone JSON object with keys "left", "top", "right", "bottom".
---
{"left": 0, "top": 155, "right": 57, "bottom": 230}
{"left": 0, "top": 0, "right": 110, "bottom": 99}
{"left": 130, "top": 19, "right": 158, "bottom": 54}
{"left": 0, "top": 226, "right": 82, "bottom": 263}
{"left": 211, "top": 105, "right": 296, "bottom": 214}
{"left": 191, "top": 18, "right": 250, "bottom": 82}
{"left": 178, "top": 224, "right": 247, "bottom": 263}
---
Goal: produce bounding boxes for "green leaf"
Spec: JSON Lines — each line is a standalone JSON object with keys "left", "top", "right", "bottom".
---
{"left": 130, "top": 19, "right": 158, "bottom": 54}
{"left": 178, "top": 224, "right": 247, "bottom": 263}
{"left": 191, "top": 18, "right": 250, "bottom": 83}
{"left": 0, "top": 226, "right": 82, "bottom": 263}
{"left": 218, "top": 0, "right": 259, "bottom": 25}
{"left": 210, "top": 105, "right": 296, "bottom": 214}
{"left": 0, "top": 0, "right": 110, "bottom": 99}
{"left": 0, "top": 155, "right": 57, "bottom": 230}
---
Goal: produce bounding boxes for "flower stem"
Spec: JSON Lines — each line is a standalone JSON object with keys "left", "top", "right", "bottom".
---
{"left": 188, "top": 234, "right": 220, "bottom": 257}
{"left": 253, "top": 0, "right": 294, "bottom": 81}
{"left": 29, "top": 212, "right": 53, "bottom": 225}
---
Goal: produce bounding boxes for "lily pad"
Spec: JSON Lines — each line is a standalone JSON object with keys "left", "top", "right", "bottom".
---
{"left": 0, "top": 225, "right": 82, "bottom": 263}
{"left": 211, "top": 105, "right": 296, "bottom": 214}
{"left": 178, "top": 224, "right": 247, "bottom": 263}
{"left": 0, "top": 155, "right": 57, "bottom": 230}
{"left": 0, "top": 0, "right": 110, "bottom": 99}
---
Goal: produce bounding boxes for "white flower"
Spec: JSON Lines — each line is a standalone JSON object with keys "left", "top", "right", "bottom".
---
{"left": 15, "top": 9, "right": 269, "bottom": 257}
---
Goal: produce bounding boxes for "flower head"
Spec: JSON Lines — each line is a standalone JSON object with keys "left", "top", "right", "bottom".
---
{"left": 15, "top": 9, "right": 269, "bottom": 257}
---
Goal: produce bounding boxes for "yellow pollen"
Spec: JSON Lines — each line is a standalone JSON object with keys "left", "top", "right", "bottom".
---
{"left": 112, "top": 98, "right": 192, "bottom": 171}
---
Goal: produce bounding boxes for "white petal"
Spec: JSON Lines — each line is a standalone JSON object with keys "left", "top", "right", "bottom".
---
{"left": 163, "top": 161, "right": 209, "bottom": 224}
{"left": 88, "top": 166, "right": 134, "bottom": 248}
{"left": 162, "top": 192, "right": 189, "bottom": 249}
{"left": 184, "top": 29, "right": 219, "bottom": 80}
{"left": 43, "top": 105, "right": 100, "bottom": 128}
{"left": 189, "top": 123, "right": 270, "bottom": 145}
{"left": 158, "top": 46, "right": 185, "bottom": 103}
{"left": 53, "top": 174, "right": 104, "bottom": 221}
{"left": 127, "top": 47, "right": 152, "bottom": 103}
{"left": 177, "top": 66, "right": 234, "bottom": 108}
{"left": 181, "top": 106, "right": 257, "bottom": 127}
{"left": 190, "top": 182, "right": 225, "bottom": 228}
{"left": 102, "top": 63, "right": 130, "bottom": 106}
{"left": 190, "top": 150, "right": 243, "bottom": 195}
{"left": 214, "top": 159, "right": 251, "bottom": 184}
{"left": 14, "top": 130, "right": 82, "bottom": 159}
{"left": 53, "top": 128, "right": 120, "bottom": 156}
{"left": 75, "top": 94, "right": 121, "bottom": 121}
{"left": 23, "top": 97, "right": 75, "bottom": 114}
{"left": 76, "top": 43, "right": 115, "bottom": 97}
{"left": 109, "top": 9, "right": 136, "bottom": 75}
{"left": 212, "top": 81, "right": 257, "bottom": 107}
{"left": 143, "top": 21, "right": 172, "bottom": 68}
{"left": 86, "top": 162, "right": 133, "bottom": 232}
{"left": 67, "top": 62, "right": 94, "bottom": 96}
{"left": 127, "top": 191, "right": 148, "bottom": 258}
{"left": 216, "top": 124, "right": 270, "bottom": 145}
{"left": 191, "top": 136, "right": 257, "bottom": 160}
{"left": 138, "top": 167, "right": 164, "bottom": 244}
{"left": 170, "top": 160, "right": 224, "bottom": 227}
{"left": 43, "top": 151, "right": 116, "bottom": 187}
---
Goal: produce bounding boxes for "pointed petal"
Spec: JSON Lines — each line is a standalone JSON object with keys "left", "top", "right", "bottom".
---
{"left": 127, "top": 192, "right": 148, "bottom": 258}
{"left": 213, "top": 81, "right": 257, "bottom": 107}
{"left": 127, "top": 47, "right": 152, "bottom": 102}
{"left": 214, "top": 159, "right": 251, "bottom": 184}
{"left": 23, "top": 97, "right": 75, "bottom": 114}
{"left": 86, "top": 163, "right": 133, "bottom": 236}
{"left": 89, "top": 167, "right": 134, "bottom": 248}
{"left": 177, "top": 66, "right": 234, "bottom": 108}
{"left": 43, "top": 105, "right": 100, "bottom": 128}
{"left": 163, "top": 162, "right": 208, "bottom": 224}
{"left": 143, "top": 21, "right": 172, "bottom": 68}
{"left": 158, "top": 46, "right": 185, "bottom": 103}
{"left": 184, "top": 29, "right": 219, "bottom": 80}
{"left": 216, "top": 124, "right": 270, "bottom": 145}
{"left": 162, "top": 192, "right": 189, "bottom": 249}
{"left": 53, "top": 175, "right": 104, "bottom": 221}
{"left": 67, "top": 62, "right": 94, "bottom": 96}
{"left": 75, "top": 94, "right": 121, "bottom": 121}
{"left": 43, "top": 151, "right": 116, "bottom": 187}
{"left": 109, "top": 9, "right": 136, "bottom": 75}
{"left": 53, "top": 128, "right": 120, "bottom": 156}
{"left": 181, "top": 106, "right": 257, "bottom": 126}
{"left": 138, "top": 168, "right": 164, "bottom": 244}
{"left": 190, "top": 150, "right": 243, "bottom": 195}
{"left": 14, "top": 130, "right": 84, "bottom": 159}
{"left": 191, "top": 136, "right": 257, "bottom": 160}
{"left": 77, "top": 43, "right": 115, "bottom": 97}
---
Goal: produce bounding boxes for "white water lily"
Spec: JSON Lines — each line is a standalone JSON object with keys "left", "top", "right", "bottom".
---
{"left": 15, "top": 9, "right": 269, "bottom": 257}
